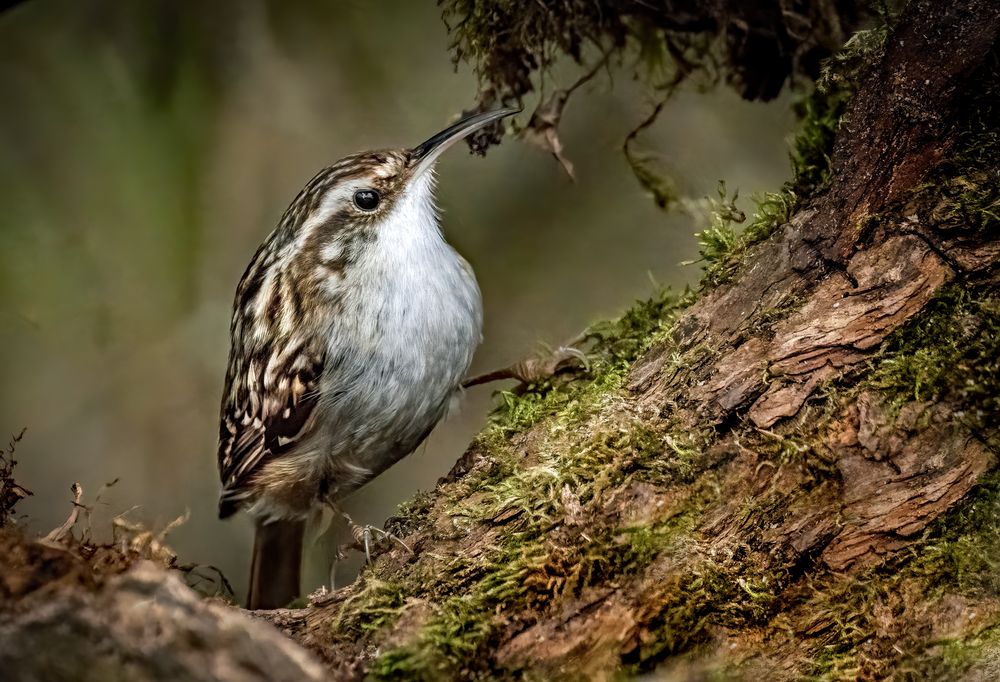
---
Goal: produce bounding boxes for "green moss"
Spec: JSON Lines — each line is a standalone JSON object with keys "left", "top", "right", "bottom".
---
{"left": 607, "top": 478, "right": 810, "bottom": 672}
{"left": 867, "top": 286, "right": 1000, "bottom": 431}
{"left": 748, "top": 290, "right": 806, "bottom": 338}
{"left": 688, "top": 27, "right": 894, "bottom": 290}
{"left": 368, "top": 541, "right": 547, "bottom": 680}
{"left": 912, "top": 473, "right": 1000, "bottom": 595}
{"left": 585, "top": 286, "right": 697, "bottom": 365}
{"left": 564, "top": 465, "right": 1000, "bottom": 679}
{"left": 693, "top": 182, "right": 747, "bottom": 287}
{"left": 789, "top": 27, "right": 888, "bottom": 199}
{"left": 467, "top": 412, "right": 685, "bottom": 528}
{"left": 688, "top": 26, "right": 882, "bottom": 289}
{"left": 625, "top": 559, "right": 788, "bottom": 671}
{"left": 787, "top": 89, "right": 846, "bottom": 199}
{"left": 790, "top": 52, "right": 1000, "bottom": 678}
{"left": 362, "top": 30, "right": 997, "bottom": 681}
{"left": 693, "top": 184, "right": 797, "bottom": 289}
{"left": 333, "top": 579, "right": 407, "bottom": 638}
{"left": 367, "top": 287, "right": 723, "bottom": 679}
{"left": 409, "top": 287, "right": 702, "bottom": 582}
{"left": 569, "top": 492, "right": 710, "bottom": 597}
{"left": 478, "top": 286, "right": 693, "bottom": 447}
{"left": 899, "top": 623, "right": 1000, "bottom": 680}
{"left": 927, "top": 173, "right": 1000, "bottom": 232}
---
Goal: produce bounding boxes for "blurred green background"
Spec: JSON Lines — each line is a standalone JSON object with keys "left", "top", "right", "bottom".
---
{"left": 0, "top": 0, "right": 796, "bottom": 598}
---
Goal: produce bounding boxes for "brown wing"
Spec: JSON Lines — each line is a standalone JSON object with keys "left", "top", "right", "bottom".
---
{"left": 217, "top": 337, "right": 324, "bottom": 518}
{"left": 216, "top": 242, "right": 326, "bottom": 518}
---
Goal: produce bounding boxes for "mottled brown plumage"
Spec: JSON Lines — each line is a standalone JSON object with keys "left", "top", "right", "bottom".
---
{"left": 217, "top": 152, "right": 411, "bottom": 518}
{"left": 216, "top": 109, "right": 517, "bottom": 608}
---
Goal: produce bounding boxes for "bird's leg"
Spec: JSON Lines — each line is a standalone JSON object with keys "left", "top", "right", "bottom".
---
{"left": 338, "top": 511, "right": 413, "bottom": 565}
{"left": 462, "top": 339, "right": 590, "bottom": 390}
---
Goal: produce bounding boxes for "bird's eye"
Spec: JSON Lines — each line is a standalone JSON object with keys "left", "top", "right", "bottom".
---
{"left": 353, "top": 189, "right": 381, "bottom": 211}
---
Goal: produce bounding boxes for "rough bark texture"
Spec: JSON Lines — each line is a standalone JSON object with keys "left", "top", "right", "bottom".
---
{"left": 3, "top": 1, "right": 1000, "bottom": 680}
{"left": 257, "top": 2, "right": 997, "bottom": 678}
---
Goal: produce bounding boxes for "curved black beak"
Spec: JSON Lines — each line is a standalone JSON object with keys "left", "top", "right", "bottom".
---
{"left": 409, "top": 108, "right": 519, "bottom": 176}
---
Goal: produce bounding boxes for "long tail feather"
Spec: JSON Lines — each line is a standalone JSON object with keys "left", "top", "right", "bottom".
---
{"left": 247, "top": 517, "right": 304, "bottom": 609}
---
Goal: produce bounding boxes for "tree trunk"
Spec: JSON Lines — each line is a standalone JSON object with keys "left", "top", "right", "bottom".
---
{"left": 3, "top": 1, "right": 999, "bottom": 680}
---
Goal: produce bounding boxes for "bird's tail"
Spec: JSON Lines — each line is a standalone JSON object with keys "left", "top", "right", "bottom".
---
{"left": 247, "top": 517, "right": 304, "bottom": 610}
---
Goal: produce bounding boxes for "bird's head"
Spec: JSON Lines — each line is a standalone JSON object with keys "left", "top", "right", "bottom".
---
{"left": 279, "top": 108, "right": 517, "bottom": 246}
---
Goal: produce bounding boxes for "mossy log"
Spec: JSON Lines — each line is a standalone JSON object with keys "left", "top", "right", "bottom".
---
{"left": 259, "top": 1, "right": 1000, "bottom": 678}
{"left": 3, "top": 1, "right": 1000, "bottom": 680}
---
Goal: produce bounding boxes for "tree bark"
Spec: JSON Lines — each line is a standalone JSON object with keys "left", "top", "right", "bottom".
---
{"left": 3, "top": 1, "right": 999, "bottom": 680}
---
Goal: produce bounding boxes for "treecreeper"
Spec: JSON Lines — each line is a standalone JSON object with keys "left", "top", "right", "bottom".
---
{"left": 216, "top": 109, "right": 517, "bottom": 609}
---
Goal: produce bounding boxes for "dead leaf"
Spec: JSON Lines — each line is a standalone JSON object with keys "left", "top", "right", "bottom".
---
{"left": 523, "top": 90, "right": 575, "bottom": 179}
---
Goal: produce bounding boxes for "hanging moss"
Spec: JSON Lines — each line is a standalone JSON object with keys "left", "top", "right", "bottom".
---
{"left": 440, "top": 0, "right": 864, "bottom": 118}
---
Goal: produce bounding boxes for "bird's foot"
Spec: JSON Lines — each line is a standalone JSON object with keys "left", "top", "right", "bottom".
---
{"left": 338, "top": 512, "right": 413, "bottom": 564}
{"left": 462, "top": 343, "right": 590, "bottom": 389}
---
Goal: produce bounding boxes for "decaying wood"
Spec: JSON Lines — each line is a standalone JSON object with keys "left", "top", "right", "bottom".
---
{"left": 823, "top": 397, "right": 992, "bottom": 570}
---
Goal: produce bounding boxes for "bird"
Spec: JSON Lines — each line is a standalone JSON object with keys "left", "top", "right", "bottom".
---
{"left": 216, "top": 108, "right": 517, "bottom": 609}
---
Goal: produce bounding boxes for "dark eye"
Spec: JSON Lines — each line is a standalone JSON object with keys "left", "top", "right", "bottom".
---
{"left": 353, "top": 189, "right": 381, "bottom": 211}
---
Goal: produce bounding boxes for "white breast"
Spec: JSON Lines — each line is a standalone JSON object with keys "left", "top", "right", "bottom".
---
{"left": 317, "top": 171, "right": 483, "bottom": 495}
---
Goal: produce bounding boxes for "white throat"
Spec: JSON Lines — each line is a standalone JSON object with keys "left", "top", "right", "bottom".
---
{"left": 353, "top": 167, "right": 482, "bottom": 344}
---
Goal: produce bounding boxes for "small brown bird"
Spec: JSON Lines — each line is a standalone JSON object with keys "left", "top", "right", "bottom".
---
{"left": 217, "top": 109, "right": 516, "bottom": 609}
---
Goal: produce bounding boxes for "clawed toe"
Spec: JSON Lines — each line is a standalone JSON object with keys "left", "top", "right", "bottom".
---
{"left": 340, "top": 512, "right": 413, "bottom": 564}
{"left": 327, "top": 510, "right": 414, "bottom": 590}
